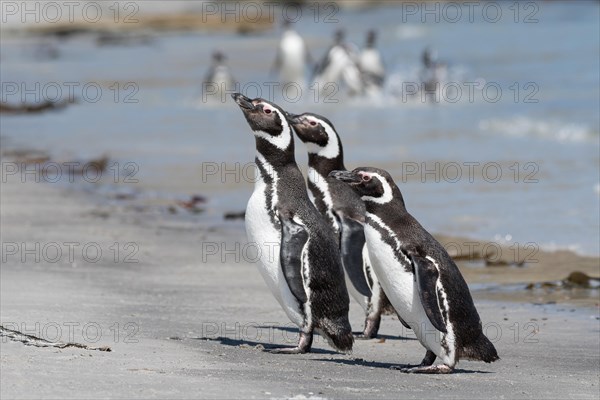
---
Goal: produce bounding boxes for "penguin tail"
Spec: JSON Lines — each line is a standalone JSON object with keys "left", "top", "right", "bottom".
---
{"left": 461, "top": 333, "right": 500, "bottom": 363}
{"left": 317, "top": 317, "right": 354, "bottom": 353}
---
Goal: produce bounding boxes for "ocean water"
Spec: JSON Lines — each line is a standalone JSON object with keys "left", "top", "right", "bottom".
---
{"left": 1, "top": 1, "right": 598, "bottom": 255}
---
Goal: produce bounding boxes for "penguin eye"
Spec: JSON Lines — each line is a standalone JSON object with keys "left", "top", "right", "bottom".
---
{"left": 309, "top": 121, "right": 317, "bottom": 127}
{"left": 361, "top": 174, "right": 371, "bottom": 182}
{"left": 264, "top": 108, "right": 272, "bottom": 114}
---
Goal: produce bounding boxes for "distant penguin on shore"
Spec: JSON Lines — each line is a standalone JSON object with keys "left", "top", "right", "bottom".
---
{"left": 359, "top": 30, "right": 385, "bottom": 94}
{"left": 203, "top": 51, "right": 236, "bottom": 102}
{"left": 271, "top": 20, "right": 311, "bottom": 88}
{"left": 231, "top": 93, "right": 353, "bottom": 354}
{"left": 313, "top": 29, "right": 363, "bottom": 97}
{"left": 420, "top": 47, "right": 447, "bottom": 96}
{"left": 289, "top": 112, "right": 395, "bottom": 338}
{"left": 331, "top": 167, "right": 499, "bottom": 373}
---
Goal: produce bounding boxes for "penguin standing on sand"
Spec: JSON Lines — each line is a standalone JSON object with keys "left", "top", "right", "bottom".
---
{"left": 271, "top": 20, "right": 311, "bottom": 88}
{"left": 313, "top": 30, "right": 364, "bottom": 96}
{"left": 288, "top": 113, "right": 394, "bottom": 338}
{"left": 231, "top": 93, "right": 353, "bottom": 354}
{"left": 203, "top": 51, "right": 236, "bottom": 102}
{"left": 359, "top": 30, "right": 385, "bottom": 93}
{"left": 420, "top": 47, "right": 448, "bottom": 97}
{"left": 331, "top": 167, "right": 499, "bottom": 373}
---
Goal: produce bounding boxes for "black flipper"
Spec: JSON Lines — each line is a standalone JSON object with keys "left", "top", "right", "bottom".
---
{"left": 411, "top": 254, "right": 448, "bottom": 333}
{"left": 397, "top": 314, "right": 411, "bottom": 330}
{"left": 339, "top": 217, "right": 372, "bottom": 297}
{"left": 279, "top": 215, "right": 309, "bottom": 304}
{"left": 312, "top": 46, "right": 333, "bottom": 80}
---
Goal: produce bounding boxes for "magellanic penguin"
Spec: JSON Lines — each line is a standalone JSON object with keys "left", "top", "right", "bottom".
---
{"left": 231, "top": 93, "right": 353, "bottom": 354}
{"left": 203, "top": 51, "right": 236, "bottom": 102}
{"left": 420, "top": 47, "right": 448, "bottom": 97}
{"left": 330, "top": 167, "right": 499, "bottom": 373}
{"left": 359, "top": 30, "right": 385, "bottom": 93}
{"left": 288, "top": 112, "right": 394, "bottom": 339}
{"left": 271, "top": 20, "right": 311, "bottom": 88}
{"left": 313, "top": 29, "right": 364, "bottom": 97}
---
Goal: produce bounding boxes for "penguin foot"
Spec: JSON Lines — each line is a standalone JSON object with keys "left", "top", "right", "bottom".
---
{"left": 356, "top": 316, "right": 381, "bottom": 339}
{"left": 265, "top": 346, "right": 308, "bottom": 354}
{"left": 390, "top": 350, "right": 441, "bottom": 372}
{"left": 420, "top": 350, "right": 437, "bottom": 366}
{"left": 265, "top": 331, "right": 313, "bottom": 354}
{"left": 400, "top": 364, "right": 453, "bottom": 374}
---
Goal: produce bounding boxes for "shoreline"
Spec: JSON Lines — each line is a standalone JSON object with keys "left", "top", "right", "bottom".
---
{"left": 2, "top": 144, "right": 599, "bottom": 311}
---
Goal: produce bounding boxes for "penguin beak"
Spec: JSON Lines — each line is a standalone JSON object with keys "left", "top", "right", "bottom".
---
{"left": 329, "top": 170, "right": 361, "bottom": 184}
{"left": 232, "top": 93, "right": 255, "bottom": 110}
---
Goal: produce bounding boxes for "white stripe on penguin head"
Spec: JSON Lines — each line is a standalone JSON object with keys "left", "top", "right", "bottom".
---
{"left": 303, "top": 116, "right": 340, "bottom": 159}
{"left": 361, "top": 172, "right": 394, "bottom": 204}
{"left": 252, "top": 103, "right": 292, "bottom": 151}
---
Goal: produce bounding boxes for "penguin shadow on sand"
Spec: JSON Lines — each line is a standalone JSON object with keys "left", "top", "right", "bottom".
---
{"left": 195, "top": 325, "right": 414, "bottom": 354}
{"left": 351, "top": 331, "right": 417, "bottom": 342}
{"left": 314, "top": 357, "right": 494, "bottom": 375}
{"left": 197, "top": 325, "right": 340, "bottom": 355}
{"left": 253, "top": 324, "right": 417, "bottom": 343}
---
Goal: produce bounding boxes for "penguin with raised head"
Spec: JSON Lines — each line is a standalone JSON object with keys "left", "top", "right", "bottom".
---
{"left": 330, "top": 167, "right": 499, "bottom": 373}
{"left": 359, "top": 30, "right": 385, "bottom": 93}
{"left": 203, "top": 51, "right": 236, "bottom": 102}
{"left": 231, "top": 93, "right": 353, "bottom": 354}
{"left": 288, "top": 113, "right": 394, "bottom": 339}
{"left": 313, "top": 29, "right": 363, "bottom": 96}
{"left": 271, "top": 19, "right": 311, "bottom": 88}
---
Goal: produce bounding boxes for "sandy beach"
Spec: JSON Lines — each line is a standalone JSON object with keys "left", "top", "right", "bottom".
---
{"left": 1, "top": 1, "right": 599, "bottom": 398}
{"left": 2, "top": 170, "right": 599, "bottom": 399}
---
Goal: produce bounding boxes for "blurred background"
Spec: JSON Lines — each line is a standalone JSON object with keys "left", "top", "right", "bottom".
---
{"left": 1, "top": 0, "right": 599, "bottom": 257}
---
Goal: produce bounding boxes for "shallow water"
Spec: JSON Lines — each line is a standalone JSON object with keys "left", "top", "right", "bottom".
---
{"left": 1, "top": 2, "right": 598, "bottom": 255}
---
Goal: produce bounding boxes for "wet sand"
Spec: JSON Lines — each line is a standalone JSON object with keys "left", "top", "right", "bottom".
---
{"left": 1, "top": 170, "right": 599, "bottom": 399}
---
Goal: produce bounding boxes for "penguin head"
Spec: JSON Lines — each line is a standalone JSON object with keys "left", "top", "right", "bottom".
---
{"left": 212, "top": 51, "right": 226, "bottom": 63}
{"left": 334, "top": 29, "right": 345, "bottom": 44}
{"left": 288, "top": 113, "right": 341, "bottom": 159}
{"left": 366, "top": 30, "right": 377, "bottom": 47}
{"left": 422, "top": 47, "right": 437, "bottom": 68}
{"left": 329, "top": 167, "right": 400, "bottom": 205}
{"left": 232, "top": 93, "right": 292, "bottom": 146}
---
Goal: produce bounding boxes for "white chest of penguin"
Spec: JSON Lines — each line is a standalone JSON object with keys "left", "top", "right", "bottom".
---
{"left": 280, "top": 33, "right": 305, "bottom": 69}
{"left": 245, "top": 159, "right": 282, "bottom": 289}
{"left": 245, "top": 157, "right": 304, "bottom": 327}
{"left": 363, "top": 216, "right": 450, "bottom": 360}
{"left": 363, "top": 221, "right": 414, "bottom": 312}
